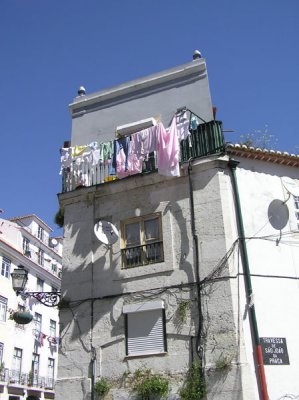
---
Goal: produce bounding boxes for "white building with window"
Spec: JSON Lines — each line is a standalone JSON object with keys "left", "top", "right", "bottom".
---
{"left": 0, "top": 215, "right": 62, "bottom": 400}
{"left": 56, "top": 55, "right": 299, "bottom": 400}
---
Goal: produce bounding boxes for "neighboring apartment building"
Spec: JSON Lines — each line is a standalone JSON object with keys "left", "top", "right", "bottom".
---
{"left": 0, "top": 215, "right": 62, "bottom": 400}
{"left": 56, "top": 54, "right": 299, "bottom": 400}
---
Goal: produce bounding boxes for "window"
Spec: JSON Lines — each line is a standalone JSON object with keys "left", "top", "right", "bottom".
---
{"left": 51, "top": 263, "right": 57, "bottom": 274}
{"left": 36, "top": 277, "right": 44, "bottom": 292}
{"left": 34, "top": 312, "right": 42, "bottom": 333}
{"left": 0, "top": 296, "right": 8, "bottom": 322}
{"left": 49, "top": 320, "right": 56, "bottom": 337}
{"left": 12, "top": 348, "right": 22, "bottom": 383}
{"left": 123, "top": 301, "right": 167, "bottom": 357}
{"left": 31, "top": 353, "right": 40, "bottom": 385}
{"left": 37, "top": 248, "right": 44, "bottom": 266}
{"left": 47, "top": 358, "right": 55, "bottom": 388}
{"left": 37, "top": 225, "right": 44, "bottom": 241}
{"left": 121, "top": 213, "right": 163, "bottom": 268}
{"left": 294, "top": 196, "right": 299, "bottom": 229}
{"left": 1, "top": 257, "right": 11, "bottom": 278}
{"left": 0, "top": 342, "right": 3, "bottom": 365}
{"left": 23, "top": 237, "right": 31, "bottom": 257}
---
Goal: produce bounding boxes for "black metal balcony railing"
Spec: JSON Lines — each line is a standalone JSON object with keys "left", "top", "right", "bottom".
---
{"left": 0, "top": 368, "right": 54, "bottom": 390}
{"left": 61, "top": 120, "right": 225, "bottom": 193}
{"left": 122, "top": 241, "right": 164, "bottom": 268}
{"left": 180, "top": 120, "right": 225, "bottom": 161}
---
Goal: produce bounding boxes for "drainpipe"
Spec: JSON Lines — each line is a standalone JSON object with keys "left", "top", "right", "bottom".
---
{"left": 228, "top": 159, "right": 268, "bottom": 400}
{"left": 91, "top": 202, "right": 96, "bottom": 400}
{"left": 91, "top": 298, "right": 96, "bottom": 400}
{"left": 187, "top": 160, "right": 204, "bottom": 362}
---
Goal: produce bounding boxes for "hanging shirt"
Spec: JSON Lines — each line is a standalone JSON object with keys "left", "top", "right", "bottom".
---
{"left": 132, "top": 125, "right": 158, "bottom": 159}
{"left": 99, "top": 141, "right": 114, "bottom": 163}
{"left": 72, "top": 145, "right": 87, "bottom": 157}
{"left": 92, "top": 149, "right": 101, "bottom": 166}
{"left": 176, "top": 112, "right": 191, "bottom": 141}
{"left": 114, "top": 136, "right": 142, "bottom": 179}
{"left": 60, "top": 148, "right": 73, "bottom": 174}
{"left": 112, "top": 137, "right": 130, "bottom": 171}
{"left": 190, "top": 116, "right": 200, "bottom": 130}
{"left": 157, "top": 119, "right": 180, "bottom": 177}
{"left": 88, "top": 141, "right": 98, "bottom": 150}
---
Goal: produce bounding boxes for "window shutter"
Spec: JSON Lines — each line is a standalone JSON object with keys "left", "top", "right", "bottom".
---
{"left": 127, "top": 309, "right": 165, "bottom": 355}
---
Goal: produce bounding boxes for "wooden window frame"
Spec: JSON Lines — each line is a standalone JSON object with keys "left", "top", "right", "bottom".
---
{"left": 120, "top": 213, "right": 164, "bottom": 269}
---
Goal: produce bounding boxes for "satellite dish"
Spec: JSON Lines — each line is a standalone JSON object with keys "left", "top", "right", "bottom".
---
{"left": 94, "top": 221, "right": 119, "bottom": 245}
{"left": 268, "top": 199, "right": 289, "bottom": 230}
{"left": 50, "top": 238, "right": 58, "bottom": 246}
{"left": 282, "top": 177, "right": 299, "bottom": 197}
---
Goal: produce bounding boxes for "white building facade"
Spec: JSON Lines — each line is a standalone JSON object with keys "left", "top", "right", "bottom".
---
{"left": 56, "top": 55, "right": 299, "bottom": 400}
{"left": 0, "top": 215, "right": 62, "bottom": 400}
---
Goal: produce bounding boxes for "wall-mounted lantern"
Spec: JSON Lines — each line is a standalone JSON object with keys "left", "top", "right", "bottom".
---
{"left": 11, "top": 266, "right": 61, "bottom": 308}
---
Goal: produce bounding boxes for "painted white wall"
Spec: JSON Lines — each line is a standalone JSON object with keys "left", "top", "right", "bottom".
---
{"left": 232, "top": 159, "right": 299, "bottom": 400}
{"left": 0, "top": 216, "right": 62, "bottom": 400}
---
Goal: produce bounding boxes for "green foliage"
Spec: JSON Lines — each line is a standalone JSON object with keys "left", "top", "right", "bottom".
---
{"left": 94, "top": 378, "right": 110, "bottom": 397}
{"left": 132, "top": 369, "right": 169, "bottom": 400}
{"left": 54, "top": 208, "right": 64, "bottom": 228}
{"left": 178, "top": 300, "right": 191, "bottom": 324}
{"left": 215, "top": 355, "right": 232, "bottom": 371}
{"left": 238, "top": 126, "right": 278, "bottom": 150}
{"left": 179, "top": 362, "right": 206, "bottom": 400}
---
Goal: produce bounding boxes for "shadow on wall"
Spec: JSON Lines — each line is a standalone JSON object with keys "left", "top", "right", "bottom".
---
{"left": 59, "top": 168, "right": 217, "bottom": 345}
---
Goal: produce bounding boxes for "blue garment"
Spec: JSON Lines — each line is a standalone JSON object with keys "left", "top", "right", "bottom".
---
{"left": 112, "top": 137, "right": 130, "bottom": 171}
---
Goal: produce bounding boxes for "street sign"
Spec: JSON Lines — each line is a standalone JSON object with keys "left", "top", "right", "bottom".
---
{"left": 260, "top": 337, "right": 290, "bottom": 365}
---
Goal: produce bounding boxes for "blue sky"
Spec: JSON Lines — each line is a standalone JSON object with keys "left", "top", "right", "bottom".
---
{"left": 0, "top": 0, "right": 298, "bottom": 235}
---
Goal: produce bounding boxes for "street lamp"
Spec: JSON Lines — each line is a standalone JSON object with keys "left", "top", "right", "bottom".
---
{"left": 11, "top": 266, "right": 61, "bottom": 307}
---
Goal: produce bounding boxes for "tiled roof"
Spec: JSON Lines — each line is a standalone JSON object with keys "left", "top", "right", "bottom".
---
{"left": 226, "top": 144, "right": 299, "bottom": 168}
{"left": 8, "top": 214, "right": 53, "bottom": 232}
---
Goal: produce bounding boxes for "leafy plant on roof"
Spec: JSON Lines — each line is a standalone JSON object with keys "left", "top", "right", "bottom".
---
{"left": 54, "top": 207, "right": 64, "bottom": 228}
{"left": 237, "top": 125, "right": 278, "bottom": 150}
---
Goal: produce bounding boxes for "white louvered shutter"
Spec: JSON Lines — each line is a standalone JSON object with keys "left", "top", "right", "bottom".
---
{"left": 127, "top": 309, "right": 165, "bottom": 355}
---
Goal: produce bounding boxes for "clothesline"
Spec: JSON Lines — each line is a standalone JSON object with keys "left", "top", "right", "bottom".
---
{"left": 60, "top": 111, "right": 201, "bottom": 186}
{"left": 33, "top": 329, "right": 59, "bottom": 346}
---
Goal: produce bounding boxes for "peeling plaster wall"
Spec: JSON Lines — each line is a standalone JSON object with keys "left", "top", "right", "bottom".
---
{"left": 56, "top": 158, "right": 256, "bottom": 400}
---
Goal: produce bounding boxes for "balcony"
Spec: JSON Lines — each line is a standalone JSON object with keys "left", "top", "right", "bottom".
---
{"left": 121, "top": 241, "right": 164, "bottom": 268}
{"left": 0, "top": 369, "right": 54, "bottom": 390}
{"left": 61, "top": 119, "right": 225, "bottom": 193}
{"left": 180, "top": 120, "right": 225, "bottom": 161}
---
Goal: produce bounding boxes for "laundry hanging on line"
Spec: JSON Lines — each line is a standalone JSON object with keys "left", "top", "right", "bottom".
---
{"left": 60, "top": 111, "right": 195, "bottom": 181}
